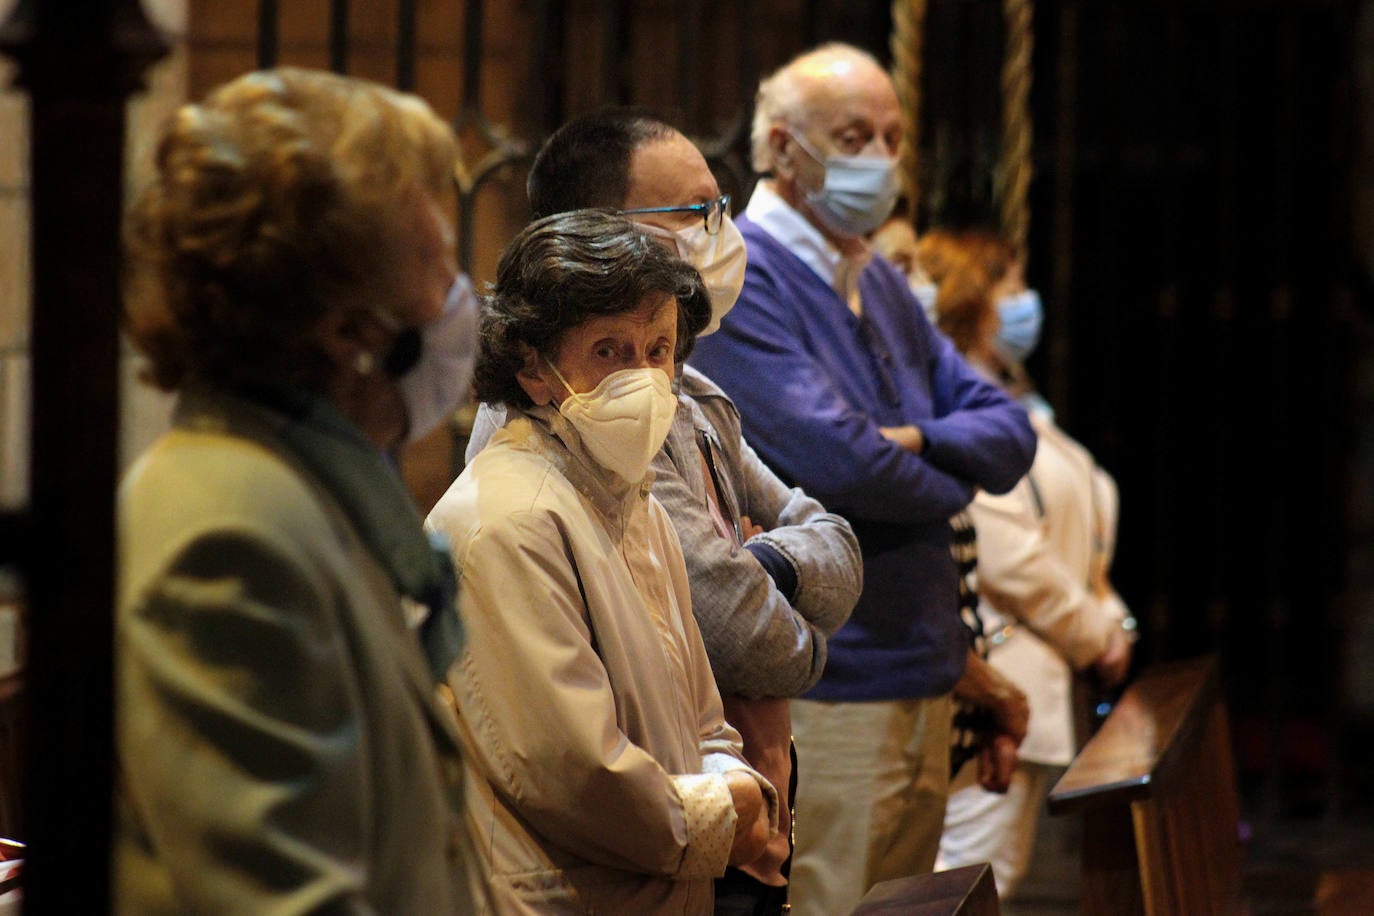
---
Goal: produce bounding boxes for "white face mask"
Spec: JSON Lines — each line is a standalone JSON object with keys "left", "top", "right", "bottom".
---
{"left": 789, "top": 130, "right": 901, "bottom": 237}
{"left": 636, "top": 215, "right": 747, "bottom": 335}
{"left": 393, "top": 274, "right": 480, "bottom": 442}
{"left": 543, "top": 362, "right": 678, "bottom": 484}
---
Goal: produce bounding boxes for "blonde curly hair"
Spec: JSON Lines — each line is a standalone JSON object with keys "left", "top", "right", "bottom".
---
{"left": 123, "top": 67, "right": 458, "bottom": 391}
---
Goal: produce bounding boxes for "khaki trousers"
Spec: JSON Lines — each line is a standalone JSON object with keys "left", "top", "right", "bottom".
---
{"left": 787, "top": 694, "right": 952, "bottom": 916}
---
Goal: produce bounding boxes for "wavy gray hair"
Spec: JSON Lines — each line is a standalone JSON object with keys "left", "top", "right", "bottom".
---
{"left": 475, "top": 210, "right": 711, "bottom": 408}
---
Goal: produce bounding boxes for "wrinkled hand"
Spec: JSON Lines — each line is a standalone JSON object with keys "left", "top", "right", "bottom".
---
{"left": 954, "top": 652, "right": 1029, "bottom": 745}
{"left": 977, "top": 733, "right": 1020, "bottom": 793}
{"left": 739, "top": 515, "right": 765, "bottom": 541}
{"left": 879, "top": 425, "right": 925, "bottom": 454}
{"left": 953, "top": 652, "right": 1028, "bottom": 793}
{"left": 724, "top": 770, "right": 771, "bottom": 867}
{"left": 991, "top": 679, "right": 1030, "bottom": 747}
{"left": 1093, "top": 626, "right": 1133, "bottom": 688}
{"left": 1088, "top": 551, "right": 1111, "bottom": 600}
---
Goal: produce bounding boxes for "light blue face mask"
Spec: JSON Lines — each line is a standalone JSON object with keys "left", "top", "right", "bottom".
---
{"left": 994, "top": 288, "right": 1044, "bottom": 365}
{"left": 788, "top": 130, "right": 901, "bottom": 237}
{"left": 909, "top": 282, "right": 939, "bottom": 318}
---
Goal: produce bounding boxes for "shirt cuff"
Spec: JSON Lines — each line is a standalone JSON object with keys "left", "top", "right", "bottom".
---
{"left": 744, "top": 540, "right": 799, "bottom": 602}
{"left": 671, "top": 773, "right": 737, "bottom": 879}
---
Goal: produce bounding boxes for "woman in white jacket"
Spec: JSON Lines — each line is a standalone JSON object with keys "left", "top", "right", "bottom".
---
{"left": 913, "top": 229, "right": 1136, "bottom": 900}
{"left": 426, "top": 210, "right": 776, "bottom": 914}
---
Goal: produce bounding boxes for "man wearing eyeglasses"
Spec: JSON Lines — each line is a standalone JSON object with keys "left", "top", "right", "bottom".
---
{"left": 466, "top": 109, "right": 864, "bottom": 915}
{"left": 688, "top": 44, "right": 1038, "bottom": 916}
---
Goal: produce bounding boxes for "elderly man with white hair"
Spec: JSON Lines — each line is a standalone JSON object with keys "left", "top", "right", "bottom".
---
{"left": 689, "top": 43, "right": 1037, "bottom": 916}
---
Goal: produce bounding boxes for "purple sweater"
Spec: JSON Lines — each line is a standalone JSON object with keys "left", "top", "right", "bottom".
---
{"left": 689, "top": 216, "right": 1036, "bottom": 700}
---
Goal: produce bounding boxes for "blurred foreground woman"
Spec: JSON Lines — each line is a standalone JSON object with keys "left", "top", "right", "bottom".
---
{"left": 117, "top": 67, "right": 479, "bottom": 913}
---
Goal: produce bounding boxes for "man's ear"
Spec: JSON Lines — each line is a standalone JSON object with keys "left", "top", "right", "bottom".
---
{"left": 769, "top": 124, "right": 797, "bottom": 181}
{"left": 515, "top": 343, "right": 555, "bottom": 406}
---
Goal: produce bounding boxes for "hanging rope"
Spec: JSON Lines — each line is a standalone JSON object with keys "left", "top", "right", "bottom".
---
{"left": 890, "top": 0, "right": 928, "bottom": 228}
{"left": 999, "top": 0, "right": 1034, "bottom": 252}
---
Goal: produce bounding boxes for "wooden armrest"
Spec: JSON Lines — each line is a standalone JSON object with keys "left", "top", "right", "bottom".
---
{"left": 1048, "top": 654, "right": 1221, "bottom": 815}
{"left": 850, "top": 863, "right": 999, "bottom": 915}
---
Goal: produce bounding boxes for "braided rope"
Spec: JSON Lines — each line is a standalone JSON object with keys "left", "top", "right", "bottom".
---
{"left": 999, "top": 0, "right": 1034, "bottom": 251}
{"left": 890, "top": 0, "right": 928, "bottom": 227}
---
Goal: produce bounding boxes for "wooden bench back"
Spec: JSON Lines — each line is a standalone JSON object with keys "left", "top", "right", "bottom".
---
{"left": 1048, "top": 654, "right": 1243, "bottom": 914}
{"left": 851, "top": 862, "right": 1000, "bottom": 915}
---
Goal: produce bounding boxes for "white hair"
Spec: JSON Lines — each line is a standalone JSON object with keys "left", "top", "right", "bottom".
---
{"left": 750, "top": 42, "right": 888, "bottom": 173}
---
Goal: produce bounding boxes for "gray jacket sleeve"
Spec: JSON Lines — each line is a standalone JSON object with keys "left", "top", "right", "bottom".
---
{"left": 732, "top": 433, "right": 862, "bottom": 638}
{"left": 655, "top": 371, "right": 862, "bottom": 699}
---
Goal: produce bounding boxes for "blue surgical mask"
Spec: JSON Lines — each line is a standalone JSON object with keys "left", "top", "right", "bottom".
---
{"left": 994, "top": 289, "right": 1043, "bottom": 365}
{"left": 788, "top": 131, "right": 901, "bottom": 237}
{"left": 909, "top": 281, "right": 939, "bottom": 324}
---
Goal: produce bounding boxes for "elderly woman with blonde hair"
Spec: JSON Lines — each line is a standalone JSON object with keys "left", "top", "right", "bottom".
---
{"left": 118, "top": 67, "right": 479, "bottom": 913}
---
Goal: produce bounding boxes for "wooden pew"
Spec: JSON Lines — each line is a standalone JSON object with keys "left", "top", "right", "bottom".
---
{"left": 1047, "top": 654, "right": 1243, "bottom": 914}
{"left": 850, "top": 863, "right": 1000, "bottom": 915}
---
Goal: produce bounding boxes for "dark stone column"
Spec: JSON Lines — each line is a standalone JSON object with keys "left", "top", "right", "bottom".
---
{"left": 0, "top": 0, "right": 166, "bottom": 910}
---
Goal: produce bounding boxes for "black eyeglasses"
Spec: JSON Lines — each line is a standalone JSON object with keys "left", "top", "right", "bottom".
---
{"left": 618, "top": 193, "right": 731, "bottom": 236}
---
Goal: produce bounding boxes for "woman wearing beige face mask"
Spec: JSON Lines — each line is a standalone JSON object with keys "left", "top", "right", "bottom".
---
{"left": 426, "top": 209, "right": 777, "bottom": 914}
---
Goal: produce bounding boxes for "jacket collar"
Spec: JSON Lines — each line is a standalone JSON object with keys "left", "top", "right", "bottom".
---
{"left": 173, "top": 382, "right": 466, "bottom": 751}
{"left": 177, "top": 376, "right": 461, "bottom": 683}
{"left": 508, "top": 403, "right": 653, "bottom": 530}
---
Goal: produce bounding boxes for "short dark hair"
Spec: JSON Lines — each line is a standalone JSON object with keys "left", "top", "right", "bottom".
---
{"left": 475, "top": 209, "right": 711, "bottom": 407}
{"left": 526, "top": 108, "right": 678, "bottom": 217}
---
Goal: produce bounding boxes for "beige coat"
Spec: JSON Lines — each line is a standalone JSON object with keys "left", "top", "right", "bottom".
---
{"left": 116, "top": 387, "right": 476, "bottom": 914}
{"left": 427, "top": 407, "right": 775, "bottom": 915}
{"left": 969, "top": 410, "right": 1129, "bottom": 764}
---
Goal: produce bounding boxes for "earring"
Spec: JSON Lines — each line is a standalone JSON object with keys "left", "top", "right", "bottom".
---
{"left": 354, "top": 351, "right": 376, "bottom": 376}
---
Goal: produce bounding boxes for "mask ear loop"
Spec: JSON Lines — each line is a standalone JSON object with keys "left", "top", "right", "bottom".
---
{"left": 541, "top": 354, "right": 581, "bottom": 403}
{"left": 627, "top": 220, "right": 690, "bottom": 261}
{"left": 786, "top": 128, "right": 826, "bottom": 166}
{"left": 364, "top": 307, "right": 422, "bottom": 377}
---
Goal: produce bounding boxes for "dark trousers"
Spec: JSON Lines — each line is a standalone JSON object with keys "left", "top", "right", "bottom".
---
{"left": 713, "top": 741, "right": 799, "bottom": 915}
{"left": 714, "top": 868, "right": 791, "bottom": 916}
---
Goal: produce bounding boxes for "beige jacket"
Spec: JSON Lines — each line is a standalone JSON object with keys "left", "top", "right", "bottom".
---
{"left": 969, "top": 410, "right": 1129, "bottom": 764}
{"left": 428, "top": 406, "right": 777, "bottom": 914}
{"left": 116, "top": 387, "right": 475, "bottom": 914}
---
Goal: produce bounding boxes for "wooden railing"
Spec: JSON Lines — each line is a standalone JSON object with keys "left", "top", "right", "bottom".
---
{"left": 1047, "top": 654, "right": 1243, "bottom": 914}
{"left": 850, "top": 862, "right": 1000, "bottom": 915}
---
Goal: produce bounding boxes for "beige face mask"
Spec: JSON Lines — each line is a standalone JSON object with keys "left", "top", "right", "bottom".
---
{"left": 544, "top": 361, "right": 678, "bottom": 483}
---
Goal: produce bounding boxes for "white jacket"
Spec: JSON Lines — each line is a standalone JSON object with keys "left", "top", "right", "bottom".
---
{"left": 969, "top": 410, "right": 1129, "bottom": 764}
{"left": 427, "top": 406, "right": 776, "bottom": 914}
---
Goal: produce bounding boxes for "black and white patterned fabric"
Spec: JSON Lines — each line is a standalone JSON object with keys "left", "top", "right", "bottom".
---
{"left": 949, "top": 510, "right": 994, "bottom": 774}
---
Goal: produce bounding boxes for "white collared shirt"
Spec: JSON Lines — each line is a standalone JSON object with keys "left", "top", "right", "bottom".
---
{"left": 746, "top": 180, "right": 872, "bottom": 314}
